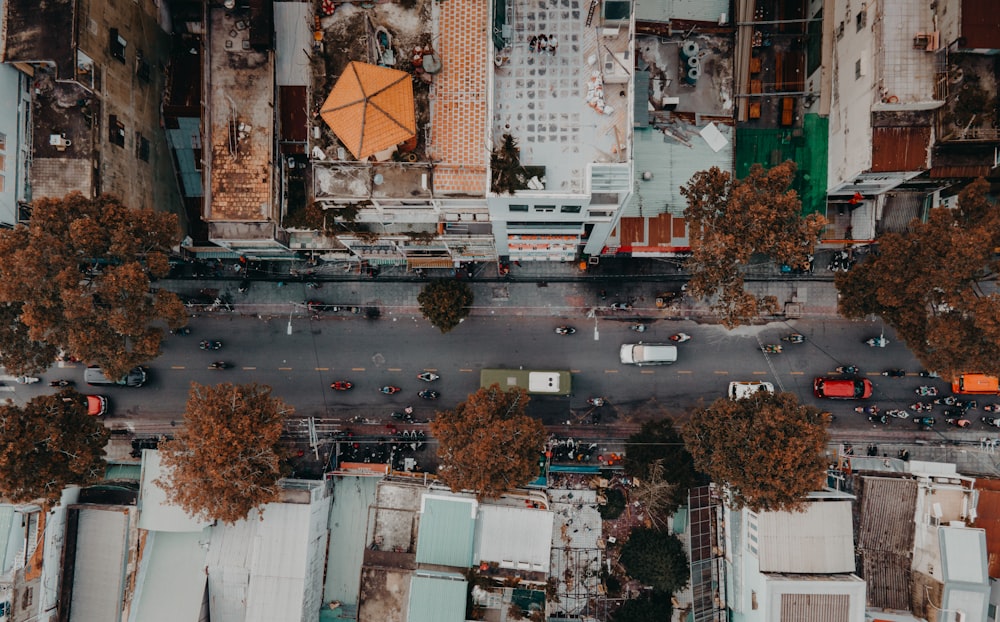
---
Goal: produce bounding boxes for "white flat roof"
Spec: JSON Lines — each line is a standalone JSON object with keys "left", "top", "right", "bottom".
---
{"left": 138, "top": 449, "right": 212, "bottom": 533}
{"left": 475, "top": 504, "right": 554, "bottom": 573}
{"left": 758, "top": 500, "right": 855, "bottom": 573}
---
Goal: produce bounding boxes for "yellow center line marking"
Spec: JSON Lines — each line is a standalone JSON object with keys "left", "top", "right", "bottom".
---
{"left": 641, "top": 370, "right": 655, "bottom": 374}
{"left": 752, "top": 371, "right": 767, "bottom": 375}
{"left": 866, "top": 372, "right": 880, "bottom": 376}
{"left": 170, "top": 366, "right": 185, "bottom": 370}
{"left": 789, "top": 371, "right": 804, "bottom": 375}
{"left": 677, "top": 370, "right": 692, "bottom": 374}
{"left": 571, "top": 369, "right": 582, "bottom": 373}
{"left": 714, "top": 371, "right": 728, "bottom": 375}
{"left": 242, "top": 367, "right": 256, "bottom": 371}
{"left": 278, "top": 367, "right": 292, "bottom": 371}
{"left": 351, "top": 367, "right": 365, "bottom": 371}
{"left": 459, "top": 369, "right": 473, "bottom": 373}
{"left": 424, "top": 368, "right": 438, "bottom": 372}
{"left": 605, "top": 369, "right": 619, "bottom": 374}
{"left": 388, "top": 368, "right": 402, "bottom": 372}
{"left": 315, "top": 367, "right": 329, "bottom": 371}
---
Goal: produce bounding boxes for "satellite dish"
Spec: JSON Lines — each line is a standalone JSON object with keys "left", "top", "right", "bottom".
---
{"left": 223, "top": 0, "right": 236, "bottom": 9}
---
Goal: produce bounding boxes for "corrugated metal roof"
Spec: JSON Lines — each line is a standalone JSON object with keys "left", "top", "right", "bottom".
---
{"left": 407, "top": 574, "right": 467, "bottom": 622}
{"left": 69, "top": 508, "right": 129, "bottom": 622}
{"left": 635, "top": 0, "right": 730, "bottom": 23}
{"left": 274, "top": 1, "right": 311, "bottom": 87}
{"left": 877, "top": 191, "right": 925, "bottom": 234}
{"left": 474, "top": 505, "right": 554, "bottom": 573}
{"left": 757, "top": 500, "right": 855, "bottom": 573}
{"left": 132, "top": 531, "right": 209, "bottom": 622}
{"left": 858, "top": 476, "right": 918, "bottom": 611}
{"left": 779, "top": 592, "right": 851, "bottom": 622}
{"left": 625, "top": 122, "right": 734, "bottom": 218}
{"left": 416, "top": 496, "right": 476, "bottom": 568}
{"left": 138, "top": 450, "right": 212, "bottom": 533}
{"left": 105, "top": 463, "right": 142, "bottom": 481}
{"left": 871, "top": 127, "right": 931, "bottom": 173}
{"left": 0, "top": 507, "right": 16, "bottom": 574}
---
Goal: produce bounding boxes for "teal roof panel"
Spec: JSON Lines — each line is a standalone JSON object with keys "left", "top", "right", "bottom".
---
{"left": 416, "top": 496, "right": 476, "bottom": 568}
{"left": 408, "top": 574, "right": 467, "bottom": 622}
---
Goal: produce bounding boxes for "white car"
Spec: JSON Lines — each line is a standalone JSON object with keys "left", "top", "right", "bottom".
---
{"left": 728, "top": 381, "right": 775, "bottom": 400}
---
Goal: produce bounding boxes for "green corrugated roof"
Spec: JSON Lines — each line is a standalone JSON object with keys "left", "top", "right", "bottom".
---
{"left": 105, "top": 463, "right": 142, "bottom": 481}
{"left": 408, "top": 574, "right": 467, "bottom": 622}
{"left": 0, "top": 507, "right": 14, "bottom": 571}
{"left": 416, "top": 497, "right": 476, "bottom": 568}
{"left": 734, "top": 113, "right": 829, "bottom": 216}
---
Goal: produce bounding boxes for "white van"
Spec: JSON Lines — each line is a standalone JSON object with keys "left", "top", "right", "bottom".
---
{"left": 729, "top": 381, "right": 775, "bottom": 400}
{"left": 619, "top": 343, "right": 677, "bottom": 366}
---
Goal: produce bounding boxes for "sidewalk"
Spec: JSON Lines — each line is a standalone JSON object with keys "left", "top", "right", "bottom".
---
{"left": 161, "top": 252, "right": 843, "bottom": 321}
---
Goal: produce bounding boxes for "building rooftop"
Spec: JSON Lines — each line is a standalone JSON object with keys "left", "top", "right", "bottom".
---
{"left": 474, "top": 504, "right": 554, "bottom": 573}
{"left": 757, "top": 499, "right": 855, "bottom": 574}
{"left": 490, "top": 0, "right": 632, "bottom": 194}
{"left": 207, "top": 7, "right": 274, "bottom": 222}
{"left": 407, "top": 573, "right": 468, "bottom": 622}
{"left": 634, "top": 0, "right": 730, "bottom": 23}
{"left": 138, "top": 450, "right": 212, "bottom": 533}
{"left": 0, "top": 0, "right": 74, "bottom": 78}
{"left": 415, "top": 495, "right": 477, "bottom": 568}
{"left": 858, "top": 476, "right": 918, "bottom": 611}
{"left": 874, "top": 1, "right": 943, "bottom": 106}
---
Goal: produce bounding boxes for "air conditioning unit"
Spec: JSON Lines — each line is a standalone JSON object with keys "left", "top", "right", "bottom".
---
{"left": 913, "top": 32, "right": 940, "bottom": 51}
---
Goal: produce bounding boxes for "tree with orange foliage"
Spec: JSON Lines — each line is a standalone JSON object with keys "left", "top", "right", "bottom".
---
{"left": 683, "top": 392, "right": 829, "bottom": 512}
{"left": 0, "top": 391, "right": 110, "bottom": 502}
{"left": 431, "top": 385, "right": 546, "bottom": 500}
{"left": 681, "top": 161, "right": 827, "bottom": 327}
{"left": 836, "top": 178, "right": 1000, "bottom": 377}
{"left": 0, "top": 193, "right": 186, "bottom": 377}
{"left": 158, "top": 383, "right": 290, "bottom": 524}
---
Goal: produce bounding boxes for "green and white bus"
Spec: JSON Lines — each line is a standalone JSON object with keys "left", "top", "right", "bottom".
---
{"left": 480, "top": 368, "right": 572, "bottom": 396}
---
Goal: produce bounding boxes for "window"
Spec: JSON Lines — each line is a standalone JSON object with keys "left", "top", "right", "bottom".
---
{"left": 135, "top": 132, "right": 149, "bottom": 161}
{"left": 509, "top": 204, "right": 528, "bottom": 212}
{"left": 109, "top": 28, "right": 127, "bottom": 63}
{"left": 535, "top": 205, "right": 555, "bottom": 213}
{"left": 560, "top": 205, "right": 581, "bottom": 213}
{"left": 855, "top": 59, "right": 862, "bottom": 80}
{"left": 856, "top": 9, "right": 867, "bottom": 32}
{"left": 0, "top": 132, "right": 6, "bottom": 150}
{"left": 135, "top": 50, "right": 150, "bottom": 83}
{"left": 751, "top": 591, "right": 758, "bottom": 610}
{"left": 0, "top": 175, "right": 4, "bottom": 192}
{"left": 109, "top": 115, "right": 126, "bottom": 147}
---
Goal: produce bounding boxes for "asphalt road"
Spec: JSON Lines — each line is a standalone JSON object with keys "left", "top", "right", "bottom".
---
{"left": 10, "top": 312, "right": 990, "bottom": 436}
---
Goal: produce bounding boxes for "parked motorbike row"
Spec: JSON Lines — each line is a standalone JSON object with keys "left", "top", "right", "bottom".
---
{"left": 547, "top": 437, "right": 599, "bottom": 463}
{"left": 336, "top": 431, "right": 427, "bottom": 471}
{"left": 828, "top": 249, "right": 855, "bottom": 272}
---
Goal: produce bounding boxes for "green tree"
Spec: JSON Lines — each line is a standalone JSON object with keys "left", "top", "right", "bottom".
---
{"left": 619, "top": 528, "right": 689, "bottom": 594}
{"left": 430, "top": 385, "right": 545, "bottom": 499}
{"left": 682, "top": 392, "right": 828, "bottom": 512}
{"left": 159, "top": 383, "right": 290, "bottom": 523}
{"left": 490, "top": 133, "right": 529, "bottom": 195}
{"left": 681, "top": 161, "right": 827, "bottom": 327}
{"left": 418, "top": 279, "right": 474, "bottom": 333}
{"left": 0, "top": 391, "right": 110, "bottom": 502}
{"left": 0, "top": 193, "right": 187, "bottom": 377}
{"left": 610, "top": 591, "right": 673, "bottom": 622}
{"left": 836, "top": 178, "right": 1000, "bottom": 377}
{"left": 623, "top": 419, "right": 700, "bottom": 508}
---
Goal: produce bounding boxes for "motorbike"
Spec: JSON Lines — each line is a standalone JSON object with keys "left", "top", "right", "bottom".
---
{"left": 392, "top": 408, "right": 415, "bottom": 422}
{"left": 760, "top": 344, "right": 783, "bottom": 354}
{"left": 910, "top": 402, "right": 934, "bottom": 413}
{"left": 15, "top": 376, "right": 39, "bottom": 385}
{"left": 555, "top": 326, "right": 577, "bottom": 335}
{"left": 868, "top": 414, "right": 889, "bottom": 425}
{"left": 609, "top": 302, "right": 632, "bottom": 311}
{"left": 208, "top": 361, "right": 231, "bottom": 370}
{"left": 417, "top": 372, "right": 440, "bottom": 382}
{"left": 199, "top": 340, "right": 222, "bottom": 350}
{"left": 49, "top": 379, "right": 75, "bottom": 387}
{"left": 915, "top": 386, "right": 939, "bottom": 397}
{"left": 983, "top": 404, "right": 1000, "bottom": 413}
{"left": 630, "top": 324, "right": 647, "bottom": 333}
{"left": 379, "top": 386, "right": 402, "bottom": 395}
{"left": 669, "top": 333, "right": 691, "bottom": 343}
{"left": 913, "top": 416, "right": 936, "bottom": 428}
{"left": 934, "top": 397, "right": 976, "bottom": 410}
{"left": 836, "top": 365, "right": 860, "bottom": 375}
{"left": 982, "top": 417, "right": 1000, "bottom": 427}
{"left": 881, "top": 369, "right": 906, "bottom": 377}
{"left": 866, "top": 336, "right": 889, "bottom": 348}
{"left": 418, "top": 390, "right": 439, "bottom": 400}
{"left": 919, "top": 370, "right": 941, "bottom": 378}
{"left": 885, "top": 409, "right": 909, "bottom": 419}
{"left": 854, "top": 405, "right": 880, "bottom": 416}
{"left": 946, "top": 417, "right": 972, "bottom": 428}
{"left": 587, "top": 397, "right": 606, "bottom": 407}
{"left": 330, "top": 381, "right": 353, "bottom": 391}
{"left": 781, "top": 333, "right": 805, "bottom": 343}
{"left": 170, "top": 327, "right": 191, "bottom": 335}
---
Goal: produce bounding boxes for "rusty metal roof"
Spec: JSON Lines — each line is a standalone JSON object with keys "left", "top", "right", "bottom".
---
{"left": 973, "top": 479, "right": 1000, "bottom": 578}
{"left": 961, "top": 0, "right": 1000, "bottom": 50}
{"left": 858, "top": 476, "right": 918, "bottom": 610}
{"left": 871, "top": 127, "right": 931, "bottom": 173}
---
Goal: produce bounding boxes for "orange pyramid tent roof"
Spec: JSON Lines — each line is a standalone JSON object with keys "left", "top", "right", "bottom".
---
{"left": 320, "top": 62, "right": 416, "bottom": 160}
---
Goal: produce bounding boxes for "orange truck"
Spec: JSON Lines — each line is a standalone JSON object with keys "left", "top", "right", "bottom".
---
{"left": 952, "top": 373, "right": 1000, "bottom": 395}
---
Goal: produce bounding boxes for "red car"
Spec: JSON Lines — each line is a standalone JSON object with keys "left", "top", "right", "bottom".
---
{"left": 86, "top": 395, "right": 109, "bottom": 416}
{"left": 814, "top": 377, "right": 873, "bottom": 400}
